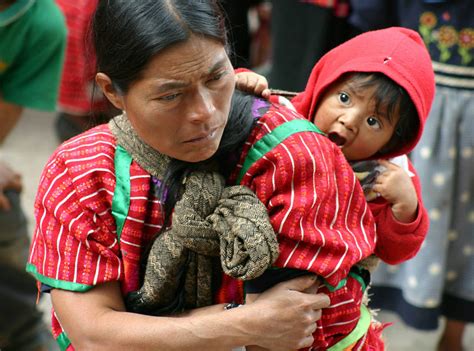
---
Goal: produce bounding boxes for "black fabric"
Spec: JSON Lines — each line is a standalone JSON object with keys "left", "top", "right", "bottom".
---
{"left": 370, "top": 285, "right": 441, "bottom": 330}
{"left": 221, "top": 0, "right": 263, "bottom": 68}
{"left": 441, "top": 293, "right": 474, "bottom": 323}
{"left": 269, "top": 0, "right": 353, "bottom": 91}
{"left": 245, "top": 268, "right": 311, "bottom": 293}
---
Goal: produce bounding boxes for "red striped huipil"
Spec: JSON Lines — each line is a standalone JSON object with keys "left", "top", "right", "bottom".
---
{"left": 28, "top": 104, "right": 378, "bottom": 349}
{"left": 219, "top": 104, "right": 378, "bottom": 349}
{"left": 27, "top": 125, "right": 161, "bottom": 349}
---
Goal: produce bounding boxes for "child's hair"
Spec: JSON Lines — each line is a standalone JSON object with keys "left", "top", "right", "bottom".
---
{"left": 92, "top": 0, "right": 228, "bottom": 95}
{"left": 341, "top": 72, "right": 419, "bottom": 157}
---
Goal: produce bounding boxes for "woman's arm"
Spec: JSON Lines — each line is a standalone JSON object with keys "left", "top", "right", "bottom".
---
{"left": 52, "top": 276, "right": 329, "bottom": 351}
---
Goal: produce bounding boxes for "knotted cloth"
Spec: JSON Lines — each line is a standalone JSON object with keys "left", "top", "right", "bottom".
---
{"left": 126, "top": 171, "right": 279, "bottom": 315}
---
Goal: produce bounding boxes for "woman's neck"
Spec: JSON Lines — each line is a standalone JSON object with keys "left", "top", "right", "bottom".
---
{"left": 108, "top": 114, "right": 170, "bottom": 180}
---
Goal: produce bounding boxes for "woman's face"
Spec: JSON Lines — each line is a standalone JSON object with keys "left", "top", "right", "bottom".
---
{"left": 104, "top": 36, "right": 235, "bottom": 163}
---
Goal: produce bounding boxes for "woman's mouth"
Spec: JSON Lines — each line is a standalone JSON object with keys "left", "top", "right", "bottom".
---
{"left": 184, "top": 129, "right": 218, "bottom": 144}
{"left": 328, "top": 132, "right": 347, "bottom": 148}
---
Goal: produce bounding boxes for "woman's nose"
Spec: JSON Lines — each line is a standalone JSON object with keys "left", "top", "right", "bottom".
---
{"left": 188, "top": 89, "right": 216, "bottom": 123}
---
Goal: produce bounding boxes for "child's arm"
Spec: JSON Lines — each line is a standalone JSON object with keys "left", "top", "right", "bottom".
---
{"left": 372, "top": 159, "right": 418, "bottom": 223}
{"left": 235, "top": 70, "right": 271, "bottom": 98}
{"left": 369, "top": 159, "right": 429, "bottom": 264}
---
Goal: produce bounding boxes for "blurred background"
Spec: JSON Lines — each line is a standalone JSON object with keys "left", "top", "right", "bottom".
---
{"left": 1, "top": 1, "right": 472, "bottom": 350}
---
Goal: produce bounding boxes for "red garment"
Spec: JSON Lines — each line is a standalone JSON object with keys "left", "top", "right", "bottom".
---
{"left": 291, "top": 27, "right": 434, "bottom": 264}
{"left": 222, "top": 103, "right": 381, "bottom": 349}
{"left": 27, "top": 125, "right": 161, "bottom": 347}
{"left": 292, "top": 27, "right": 435, "bottom": 158}
{"left": 55, "top": 0, "right": 107, "bottom": 114}
{"left": 231, "top": 104, "right": 376, "bottom": 287}
{"left": 27, "top": 117, "right": 374, "bottom": 350}
{"left": 300, "top": 0, "right": 351, "bottom": 17}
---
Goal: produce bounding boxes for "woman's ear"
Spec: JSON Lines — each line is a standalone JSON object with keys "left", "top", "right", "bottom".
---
{"left": 96, "top": 73, "right": 125, "bottom": 110}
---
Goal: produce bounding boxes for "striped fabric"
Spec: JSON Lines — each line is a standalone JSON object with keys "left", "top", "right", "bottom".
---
{"left": 224, "top": 104, "right": 378, "bottom": 349}
{"left": 28, "top": 105, "right": 378, "bottom": 349}
{"left": 233, "top": 104, "right": 376, "bottom": 286}
{"left": 55, "top": 0, "right": 107, "bottom": 114}
{"left": 27, "top": 125, "right": 161, "bottom": 343}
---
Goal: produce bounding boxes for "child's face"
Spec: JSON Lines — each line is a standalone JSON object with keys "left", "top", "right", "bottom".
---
{"left": 314, "top": 79, "right": 399, "bottom": 161}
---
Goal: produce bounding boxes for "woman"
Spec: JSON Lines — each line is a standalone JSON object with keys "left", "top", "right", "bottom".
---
{"left": 26, "top": 1, "right": 329, "bottom": 350}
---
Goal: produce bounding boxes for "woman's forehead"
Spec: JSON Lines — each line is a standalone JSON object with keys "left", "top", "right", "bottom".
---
{"left": 142, "top": 36, "right": 229, "bottom": 80}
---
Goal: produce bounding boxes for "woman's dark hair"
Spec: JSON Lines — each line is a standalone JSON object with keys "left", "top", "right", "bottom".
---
{"left": 92, "top": 0, "right": 233, "bottom": 221}
{"left": 344, "top": 72, "right": 419, "bottom": 156}
{"left": 92, "top": 0, "right": 228, "bottom": 94}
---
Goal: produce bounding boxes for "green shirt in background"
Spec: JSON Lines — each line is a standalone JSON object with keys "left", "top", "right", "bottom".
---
{"left": 0, "top": 0, "right": 66, "bottom": 111}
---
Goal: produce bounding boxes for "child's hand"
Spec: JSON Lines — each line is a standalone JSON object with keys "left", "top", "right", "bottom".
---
{"left": 235, "top": 71, "right": 271, "bottom": 98}
{"left": 372, "top": 159, "right": 418, "bottom": 223}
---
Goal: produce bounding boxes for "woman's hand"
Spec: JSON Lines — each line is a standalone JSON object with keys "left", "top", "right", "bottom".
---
{"left": 242, "top": 275, "right": 329, "bottom": 350}
{"left": 51, "top": 276, "right": 328, "bottom": 351}
{"left": 235, "top": 71, "right": 271, "bottom": 98}
{"left": 373, "top": 159, "right": 418, "bottom": 223}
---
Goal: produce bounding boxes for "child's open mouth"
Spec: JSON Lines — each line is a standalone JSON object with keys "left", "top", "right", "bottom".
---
{"left": 328, "top": 132, "right": 346, "bottom": 147}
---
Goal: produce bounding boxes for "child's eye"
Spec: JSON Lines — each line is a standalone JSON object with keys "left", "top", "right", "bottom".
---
{"left": 338, "top": 92, "right": 350, "bottom": 104}
{"left": 367, "top": 116, "right": 381, "bottom": 129}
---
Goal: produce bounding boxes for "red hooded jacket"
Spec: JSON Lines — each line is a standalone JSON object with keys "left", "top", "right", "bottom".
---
{"left": 291, "top": 27, "right": 435, "bottom": 264}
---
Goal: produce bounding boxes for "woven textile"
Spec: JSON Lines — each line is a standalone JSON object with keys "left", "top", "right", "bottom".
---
{"left": 126, "top": 171, "right": 278, "bottom": 315}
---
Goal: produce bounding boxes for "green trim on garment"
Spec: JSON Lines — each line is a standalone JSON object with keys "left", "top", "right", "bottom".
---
{"left": 236, "top": 119, "right": 324, "bottom": 184}
{"left": 56, "top": 331, "right": 71, "bottom": 351}
{"left": 26, "top": 264, "right": 92, "bottom": 292}
{"left": 322, "top": 277, "right": 348, "bottom": 292}
{"left": 327, "top": 304, "right": 371, "bottom": 351}
{"left": 112, "top": 145, "right": 133, "bottom": 240}
{"left": 322, "top": 267, "right": 368, "bottom": 292}
{"left": 349, "top": 271, "right": 367, "bottom": 292}
{"left": 0, "top": 0, "right": 34, "bottom": 26}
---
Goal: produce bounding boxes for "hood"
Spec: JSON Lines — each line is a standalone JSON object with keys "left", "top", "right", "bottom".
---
{"left": 292, "top": 27, "right": 435, "bottom": 158}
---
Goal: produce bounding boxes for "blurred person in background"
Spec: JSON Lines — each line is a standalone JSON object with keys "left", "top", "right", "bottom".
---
{"left": 220, "top": 0, "right": 268, "bottom": 69}
{"left": 0, "top": 0, "right": 66, "bottom": 350}
{"left": 54, "top": 0, "right": 114, "bottom": 143}
{"left": 349, "top": 1, "right": 473, "bottom": 350}
{"left": 268, "top": 0, "right": 354, "bottom": 91}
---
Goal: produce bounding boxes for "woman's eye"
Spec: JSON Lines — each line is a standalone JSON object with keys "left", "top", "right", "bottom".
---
{"left": 208, "top": 71, "right": 227, "bottom": 83}
{"left": 367, "top": 116, "right": 381, "bottom": 129}
{"left": 338, "top": 92, "right": 350, "bottom": 104}
{"left": 158, "top": 93, "right": 180, "bottom": 101}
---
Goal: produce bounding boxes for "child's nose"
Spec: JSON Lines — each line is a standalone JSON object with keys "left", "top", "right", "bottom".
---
{"left": 339, "top": 113, "right": 359, "bottom": 132}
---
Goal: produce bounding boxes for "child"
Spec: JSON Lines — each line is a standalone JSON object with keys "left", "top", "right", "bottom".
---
{"left": 234, "top": 27, "right": 435, "bottom": 349}
{"left": 131, "top": 89, "right": 382, "bottom": 349}
{"left": 133, "top": 27, "right": 434, "bottom": 350}
{"left": 237, "top": 27, "right": 434, "bottom": 264}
